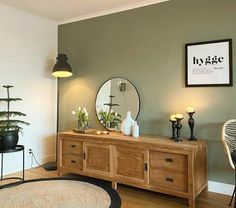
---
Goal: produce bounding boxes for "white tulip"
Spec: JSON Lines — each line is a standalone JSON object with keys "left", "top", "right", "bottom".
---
{"left": 110, "top": 109, "right": 113, "bottom": 113}
{"left": 78, "top": 106, "right": 81, "bottom": 111}
{"left": 83, "top": 107, "right": 87, "bottom": 114}
{"left": 72, "top": 111, "right": 76, "bottom": 115}
{"left": 115, "top": 112, "right": 118, "bottom": 116}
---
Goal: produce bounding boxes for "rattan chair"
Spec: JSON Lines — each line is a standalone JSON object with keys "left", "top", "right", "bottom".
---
{"left": 222, "top": 119, "right": 236, "bottom": 207}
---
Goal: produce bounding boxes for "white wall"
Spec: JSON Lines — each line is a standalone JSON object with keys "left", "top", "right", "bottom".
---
{"left": 0, "top": 3, "right": 57, "bottom": 175}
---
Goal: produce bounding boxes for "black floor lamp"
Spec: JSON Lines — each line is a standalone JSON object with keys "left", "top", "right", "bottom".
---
{"left": 44, "top": 54, "right": 73, "bottom": 171}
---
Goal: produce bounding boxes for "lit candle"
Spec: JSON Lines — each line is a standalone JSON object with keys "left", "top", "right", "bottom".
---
{"left": 186, "top": 107, "right": 195, "bottom": 113}
{"left": 175, "top": 113, "right": 183, "bottom": 119}
{"left": 170, "top": 114, "right": 177, "bottom": 121}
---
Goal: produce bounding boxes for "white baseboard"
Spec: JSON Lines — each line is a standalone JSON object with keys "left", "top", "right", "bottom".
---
{"left": 208, "top": 181, "right": 234, "bottom": 195}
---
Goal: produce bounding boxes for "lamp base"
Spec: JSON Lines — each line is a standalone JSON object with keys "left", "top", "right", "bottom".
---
{"left": 43, "top": 161, "right": 57, "bottom": 171}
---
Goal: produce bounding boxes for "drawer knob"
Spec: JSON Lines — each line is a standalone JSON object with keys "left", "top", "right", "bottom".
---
{"left": 166, "top": 177, "right": 174, "bottom": 183}
{"left": 71, "top": 160, "right": 76, "bottom": 164}
{"left": 165, "top": 158, "right": 173, "bottom": 162}
{"left": 71, "top": 145, "right": 76, "bottom": 148}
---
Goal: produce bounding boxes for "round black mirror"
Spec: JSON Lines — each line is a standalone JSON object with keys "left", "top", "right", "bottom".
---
{"left": 95, "top": 78, "right": 140, "bottom": 131}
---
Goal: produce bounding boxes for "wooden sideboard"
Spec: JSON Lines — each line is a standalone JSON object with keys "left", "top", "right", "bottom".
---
{"left": 57, "top": 131, "right": 207, "bottom": 208}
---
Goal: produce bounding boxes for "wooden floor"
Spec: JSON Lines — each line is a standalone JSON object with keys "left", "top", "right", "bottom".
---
{"left": 0, "top": 167, "right": 232, "bottom": 208}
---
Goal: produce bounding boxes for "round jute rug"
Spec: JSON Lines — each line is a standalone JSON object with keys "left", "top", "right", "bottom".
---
{"left": 0, "top": 178, "right": 121, "bottom": 208}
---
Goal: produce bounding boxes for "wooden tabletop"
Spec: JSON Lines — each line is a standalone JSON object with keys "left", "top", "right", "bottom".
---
{"left": 59, "top": 130, "right": 207, "bottom": 149}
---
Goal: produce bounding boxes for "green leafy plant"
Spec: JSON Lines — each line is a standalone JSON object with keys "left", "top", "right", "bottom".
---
{"left": 98, "top": 109, "right": 121, "bottom": 129}
{"left": 0, "top": 85, "right": 29, "bottom": 133}
{"left": 72, "top": 107, "right": 89, "bottom": 130}
{"left": 98, "top": 95, "right": 122, "bottom": 130}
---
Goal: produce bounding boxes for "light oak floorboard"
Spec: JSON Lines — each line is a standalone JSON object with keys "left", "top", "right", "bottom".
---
{"left": 0, "top": 167, "right": 232, "bottom": 208}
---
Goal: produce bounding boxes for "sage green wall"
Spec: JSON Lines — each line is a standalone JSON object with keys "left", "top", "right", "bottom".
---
{"left": 58, "top": 0, "right": 236, "bottom": 184}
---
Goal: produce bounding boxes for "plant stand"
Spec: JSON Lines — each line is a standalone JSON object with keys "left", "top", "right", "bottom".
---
{"left": 0, "top": 145, "right": 25, "bottom": 189}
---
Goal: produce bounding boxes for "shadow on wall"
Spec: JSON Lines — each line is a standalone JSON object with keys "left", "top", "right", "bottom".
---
{"left": 140, "top": 118, "right": 170, "bottom": 136}
{"left": 44, "top": 53, "right": 57, "bottom": 79}
{"left": 41, "top": 135, "right": 56, "bottom": 163}
{"left": 196, "top": 122, "right": 223, "bottom": 141}
{"left": 208, "top": 139, "right": 234, "bottom": 183}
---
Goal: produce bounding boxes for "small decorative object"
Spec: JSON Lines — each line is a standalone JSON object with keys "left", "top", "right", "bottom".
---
{"left": 132, "top": 121, "right": 139, "bottom": 138}
{"left": 0, "top": 85, "right": 29, "bottom": 150}
{"left": 98, "top": 95, "right": 122, "bottom": 131}
{"left": 186, "top": 107, "right": 197, "bottom": 141}
{"left": 102, "top": 131, "right": 109, "bottom": 135}
{"left": 121, "top": 111, "right": 134, "bottom": 136}
{"left": 185, "top": 39, "right": 233, "bottom": 87}
{"left": 174, "top": 113, "right": 184, "bottom": 142}
{"left": 169, "top": 114, "right": 177, "bottom": 140}
{"left": 96, "top": 131, "right": 102, "bottom": 135}
{"left": 95, "top": 130, "right": 109, "bottom": 135}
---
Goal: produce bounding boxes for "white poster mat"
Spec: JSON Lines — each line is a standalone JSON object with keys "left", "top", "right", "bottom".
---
{"left": 187, "top": 41, "right": 231, "bottom": 85}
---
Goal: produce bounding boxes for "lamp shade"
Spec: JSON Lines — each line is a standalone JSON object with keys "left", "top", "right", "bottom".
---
{"left": 52, "top": 54, "right": 73, "bottom": 77}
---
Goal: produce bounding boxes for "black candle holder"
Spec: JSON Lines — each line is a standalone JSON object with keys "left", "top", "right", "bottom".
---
{"left": 187, "top": 112, "right": 197, "bottom": 141}
{"left": 175, "top": 117, "right": 183, "bottom": 142}
{"left": 169, "top": 120, "right": 177, "bottom": 140}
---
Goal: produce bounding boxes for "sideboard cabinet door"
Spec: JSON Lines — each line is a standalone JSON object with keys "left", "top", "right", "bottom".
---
{"left": 83, "top": 142, "right": 113, "bottom": 177}
{"left": 115, "top": 145, "right": 147, "bottom": 184}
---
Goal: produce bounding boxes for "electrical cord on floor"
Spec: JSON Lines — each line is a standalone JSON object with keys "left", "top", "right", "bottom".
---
{"left": 30, "top": 150, "right": 41, "bottom": 168}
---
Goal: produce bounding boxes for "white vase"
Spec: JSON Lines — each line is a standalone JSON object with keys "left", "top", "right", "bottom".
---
{"left": 121, "top": 111, "right": 134, "bottom": 136}
{"left": 132, "top": 121, "right": 139, "bottom": 138}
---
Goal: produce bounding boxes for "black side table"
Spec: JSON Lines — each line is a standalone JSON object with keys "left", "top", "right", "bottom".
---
{"left": 0, "top": 145, "right": 25, "bottom": 189}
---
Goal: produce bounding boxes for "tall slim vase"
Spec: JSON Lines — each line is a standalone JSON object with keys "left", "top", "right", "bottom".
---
{"left": 121, "top": 111, "right": 134, "bottom": 136}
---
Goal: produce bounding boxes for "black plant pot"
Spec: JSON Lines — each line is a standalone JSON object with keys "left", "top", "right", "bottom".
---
{"left": 0, "top": 130, "right": 19, "bottom": 150}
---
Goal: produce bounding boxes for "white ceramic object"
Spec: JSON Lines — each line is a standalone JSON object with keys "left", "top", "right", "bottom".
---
{"left": 132, "top": 121, "right": 139, "bottom": 138}
{"left": 121, "top": 111, "right": 134, "bottom": 136}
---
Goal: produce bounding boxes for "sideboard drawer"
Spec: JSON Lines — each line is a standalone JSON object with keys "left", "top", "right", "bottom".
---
{"left": 149, "top": 151, "right": 187, "bottom": 173}
{"left": 62, "top": 140, "right": 83, "bottom": 154}
{"left": 150, "top": 169, "right": 188, "bottom": 192}
{"left": 62, "top": 154, "right": 83, "bottom": 170}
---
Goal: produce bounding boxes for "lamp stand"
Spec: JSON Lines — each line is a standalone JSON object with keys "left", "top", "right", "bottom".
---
{"left": 43, "top": 77, "right": 59, "bottom": 171}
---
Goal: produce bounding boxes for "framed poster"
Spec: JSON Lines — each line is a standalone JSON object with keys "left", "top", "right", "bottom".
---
{"left": 185, "top": 39, "right": 233, "bottom": 87}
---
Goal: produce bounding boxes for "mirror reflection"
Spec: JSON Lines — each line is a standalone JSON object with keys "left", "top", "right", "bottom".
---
{"left": 96, "top": 78, "right": 140, "bottom": 131}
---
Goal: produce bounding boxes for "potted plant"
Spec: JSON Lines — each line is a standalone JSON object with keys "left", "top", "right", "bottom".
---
{"left": 0, "top": 85, "right": 29, "bottom": 150}
{"left": 72, "top": 106, "right": 97, "bottom": 134}
{"left": 98, "top": 95, "right": 122, "bottom": 131}
{"left": 98, "top": 109, "right": 121, "bottom": 130}
{"left": 72, "top": 107, "right": 89, "bottom": 130}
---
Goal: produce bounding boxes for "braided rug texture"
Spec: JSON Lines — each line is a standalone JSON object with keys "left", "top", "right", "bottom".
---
{"left": 0, "top": 180, "right": 111, "bottom": 208}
